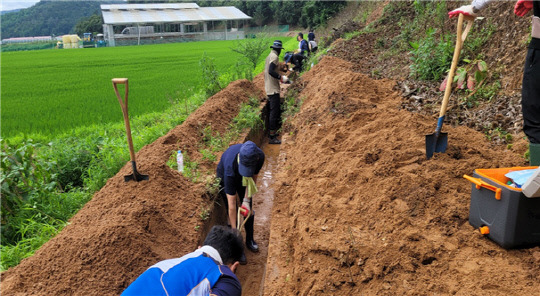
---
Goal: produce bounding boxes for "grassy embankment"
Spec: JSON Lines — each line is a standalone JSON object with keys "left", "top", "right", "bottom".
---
{"left": 0, "top": 37, "right": 297, "bottom": 270}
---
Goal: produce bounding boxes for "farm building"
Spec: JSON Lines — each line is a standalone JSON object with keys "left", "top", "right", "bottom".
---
{"left": 100, "top": 3, "right": 251, "bottom": 47}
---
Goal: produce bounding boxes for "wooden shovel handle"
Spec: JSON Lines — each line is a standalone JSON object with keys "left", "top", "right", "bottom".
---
{"left": 439, "top": 13, "right": 474, "bottom": 118}
{"left": 112, "top": 78, "right": 136, "bottom": 162}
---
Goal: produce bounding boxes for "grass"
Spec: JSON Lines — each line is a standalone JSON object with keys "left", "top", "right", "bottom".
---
{"left": 166, "top": 96, "right": 263, "bottom": 184}
{"left": 1, "top": 38, "right": 292, "bottom": 139}
{"left": 1, "top": 89, "right": 208, "bottom": 271}
{"left": 1, "top": 36, "right": 293, "bottom": 271}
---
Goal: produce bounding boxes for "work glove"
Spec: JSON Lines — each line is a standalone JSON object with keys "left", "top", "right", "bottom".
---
{"left": 514, "top": 0, "right": 533, "bottom": 16}
{"left": 280, "top": 75, "right": 288, "bottom": 84}
{"left": 448, "top": 5, "right": 477, "bottom": 18}
{"left": 240, "top": 198, "right": 251, "bottom": 217}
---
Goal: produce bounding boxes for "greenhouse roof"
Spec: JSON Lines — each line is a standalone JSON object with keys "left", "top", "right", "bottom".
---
{"left": 101, "top": 3, "right": 251, "bottom": 25}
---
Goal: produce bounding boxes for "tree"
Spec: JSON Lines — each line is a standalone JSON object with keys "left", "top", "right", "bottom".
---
{"left": 230, "top": 33, "right": 271, "bottom": 70}
{"left": 0, "top": 1, "right": 104, "bottom": 38}
{"left": 74, "top": 14, "right": 103, "bottom": 35}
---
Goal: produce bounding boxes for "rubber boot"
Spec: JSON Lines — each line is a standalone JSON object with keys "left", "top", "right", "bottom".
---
{"left": 530, "top": 143, "right": 540, "bottom": 166}
{"left": 244, "top": 212, "right": 259, "bottom": 252}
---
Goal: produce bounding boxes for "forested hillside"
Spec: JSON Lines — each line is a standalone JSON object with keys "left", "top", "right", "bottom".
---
{"left": 2, "top": 0, "right": 345, "bottom": 39}
{"left": 1, "top": 1, "right": 111, "bottom": 38}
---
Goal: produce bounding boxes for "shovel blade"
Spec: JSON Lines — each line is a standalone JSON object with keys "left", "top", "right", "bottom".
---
{"left": 425, "top": 132, "right": 448, "bottom": 159}
{"left": 124, "top": 161, "right": 149, "bottom": 182}
{"left": 124, "top": 172, "right": 149, "bottom": 182}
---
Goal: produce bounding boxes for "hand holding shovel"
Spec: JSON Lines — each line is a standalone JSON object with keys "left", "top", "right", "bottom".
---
{"left": 425, "top": 13, "right": 474, "bottom": 159}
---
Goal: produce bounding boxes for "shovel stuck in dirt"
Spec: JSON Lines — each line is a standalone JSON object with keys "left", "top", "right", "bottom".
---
{"left": 112, "top": 78, "right": 149, "bottom": 182}
{"left": 426, "top": 13, "right": 474, "bottom": 159}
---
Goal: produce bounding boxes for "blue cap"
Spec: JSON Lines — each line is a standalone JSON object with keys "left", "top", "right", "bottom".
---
{"left": 270, "top": 40, "right": 284, "bottom": 49}
{"left": 238, "top": 141, "right": 261, "bottom": 177}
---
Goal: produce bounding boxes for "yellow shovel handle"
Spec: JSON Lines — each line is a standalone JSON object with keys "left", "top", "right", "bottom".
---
{"left": 237, "top": 208, "right": 252, "bottom": 232}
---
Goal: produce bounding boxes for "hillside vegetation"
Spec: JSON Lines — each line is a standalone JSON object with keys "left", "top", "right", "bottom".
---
{"left": 0, "top": 1, "right": 110, "bottom": 39}
{"left": 326, "top": 0, "right": 529, "bottom": 148}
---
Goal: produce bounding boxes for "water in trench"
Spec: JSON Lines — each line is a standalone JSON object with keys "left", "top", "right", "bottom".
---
{"left": 234, "top": 142, "right": 280, "bottom": 296}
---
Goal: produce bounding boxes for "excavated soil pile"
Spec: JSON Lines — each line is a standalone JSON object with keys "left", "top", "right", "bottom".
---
{"left": 0, "top": 80, "right": 264, "bottom": 296}
{"left": 329, "top": 1, "right": 529, "bottom": 142}
{"left": 263, "top": 56, "right": 538, "bottom": 295}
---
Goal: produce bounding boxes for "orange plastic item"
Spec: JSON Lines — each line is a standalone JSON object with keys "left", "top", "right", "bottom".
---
{"left": 474, "top": 166, "right": 538, "bottom": 191}
{"left": 463, "top": 175, "right": 502, "bottom": 200}
{"left": 479, "top": 226, "right": 490, "bottom": 235}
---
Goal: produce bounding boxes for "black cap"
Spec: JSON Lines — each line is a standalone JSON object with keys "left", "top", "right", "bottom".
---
{"left": 270, "top": 40, "right": 284, "bottom": 49}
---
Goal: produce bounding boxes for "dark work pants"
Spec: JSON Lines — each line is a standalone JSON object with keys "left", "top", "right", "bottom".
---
{"left": 522, "top": 47, "right": 540, "bottom": 144}
{"left": 268, "top": 93, "right": 281, "bottom": 135}
{"left": 291, "top": 54, "right": 305, "bottom": 72}
{"left": 219, "top": 183, "right": 254, "bottom": 243}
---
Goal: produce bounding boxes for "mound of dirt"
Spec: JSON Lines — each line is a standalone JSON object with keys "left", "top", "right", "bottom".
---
{"left": 263, "top": 56, "right": 537, "bottom": 295}
{"left": 328, "top": 1, "right": 529, "bottom": 143}
{"left": 0, "top": 80, "right": 264, "bottom": 296}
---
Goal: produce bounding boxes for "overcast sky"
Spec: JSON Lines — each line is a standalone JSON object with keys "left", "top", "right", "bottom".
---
{"left": 1, "top": 0, "right": 40, "bottom": 11}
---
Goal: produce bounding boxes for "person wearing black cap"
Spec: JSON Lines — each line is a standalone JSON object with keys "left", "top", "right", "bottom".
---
{"left": 216, "top": 141, "right": 265, "bottom": 264}
{"left": 264, "top": 40, "right": 287, "bottom": 144}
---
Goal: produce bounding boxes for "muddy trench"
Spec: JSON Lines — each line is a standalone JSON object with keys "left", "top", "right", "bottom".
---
{"left": 234, "top": 142, "right": 281, "bottom": 296}
{"left": 195, "top": 102, "right": 283, "bottom": 296}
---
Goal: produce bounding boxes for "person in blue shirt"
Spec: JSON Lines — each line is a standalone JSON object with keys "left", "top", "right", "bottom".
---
{"left": 121, "top": 225, "right": 244, "bottom": 296}
{"left": 308, "top": 29, "right": 315, "bottom": 42}
{"left": 291, "top": 32, "right": 310, "bottom": 71}
{"left": 216, "top": 141, "right": 265, "bottom": 265}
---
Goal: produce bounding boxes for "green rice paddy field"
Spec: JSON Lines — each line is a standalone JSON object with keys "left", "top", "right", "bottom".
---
{"left": 1, "top": 38, "right": 292, "bottom": 139}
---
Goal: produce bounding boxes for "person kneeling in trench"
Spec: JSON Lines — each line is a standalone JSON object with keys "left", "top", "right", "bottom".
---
{"left": 121, "top": 225, "right": 244, "bottom": 296}
{"left": 216, "top": 141, "right": 265, "bottom": 265}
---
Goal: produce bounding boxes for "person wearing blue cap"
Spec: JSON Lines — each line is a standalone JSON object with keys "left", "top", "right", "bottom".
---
{"left": 264, "top": 40, "right": 287, "bottom": 144}
{"left": 121, "top": 225, "right": 243, "bottom": 296}
{"left": 216, "top": 141, "right": 265, "bottom": 264}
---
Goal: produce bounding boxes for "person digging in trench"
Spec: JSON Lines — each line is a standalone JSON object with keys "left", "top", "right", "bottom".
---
{"left": 216, "top": 141, "right": 265, "bottom": 265}
{"left": 449, "top": 0, "right": 540, "bottom": 166}
{"left": 264, "top": 40, "right": 288, "bottom": 145}
{"left": 121, "top": 225, "right": 244, "bottom": 296}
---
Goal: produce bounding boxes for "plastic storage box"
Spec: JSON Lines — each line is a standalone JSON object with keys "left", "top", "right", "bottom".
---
{"left": 464, "top": 166, "right": 540, "bottom": 249}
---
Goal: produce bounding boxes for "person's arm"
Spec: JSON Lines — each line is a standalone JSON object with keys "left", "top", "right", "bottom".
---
{"left": 268, "top": 62, "right": 281, "bottom": 80}
{"left": 211, "top": 267, "right": 242, "bottom": 296}
{"left": 471, "top": 0, "right": 493, "bottom": 12}
{"left": 223, "top": 175, "right": 238, "bottom": 229}
{"left": 226, "top": 193, "right": 238, "bottom": 230}
{"left": 448, "top": 0, "right": 494, "bottom": 18}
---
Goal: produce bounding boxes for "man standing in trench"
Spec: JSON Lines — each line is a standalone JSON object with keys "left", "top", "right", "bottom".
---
{"left": 217, "top": 141, "right": 265, "bottom": 265}
{"left": 264, "top": 40, "right": 287, "bottom": 145}
{"left": 449, "top": 0, "right": 540, "bottom": 166}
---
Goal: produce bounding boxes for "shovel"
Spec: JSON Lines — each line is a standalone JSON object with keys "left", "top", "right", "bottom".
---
{"left": 237, "top": 207, "right": 252, "bottom": 233}
{"left": 112, "top": 78, "right": 149, "bottom": 182}
{"left": 426, "top": 13, "right": 474, "bottom": 159}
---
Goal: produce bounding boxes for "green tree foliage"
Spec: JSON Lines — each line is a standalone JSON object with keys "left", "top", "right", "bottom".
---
{"left": 74, "top": 14, "right": 104, "bottom": 36}
{"left": 230, "top": 33, "right": 271, "bottom": 70}
{"left": 199, "top": 52, "right": 223, "bottom": 97}
{"left": 196, "top": 0, "right": 346, "bottom": 28}
{"left": 0, "top": 1, "right": 105, "bottom": 38}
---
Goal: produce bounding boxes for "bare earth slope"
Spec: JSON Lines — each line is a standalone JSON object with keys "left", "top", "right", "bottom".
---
{"left": 0, "top": 80, "right": 264, "bottom": 296}
{"left": 263, "top": 56, "right": 538, "bottom": 295}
